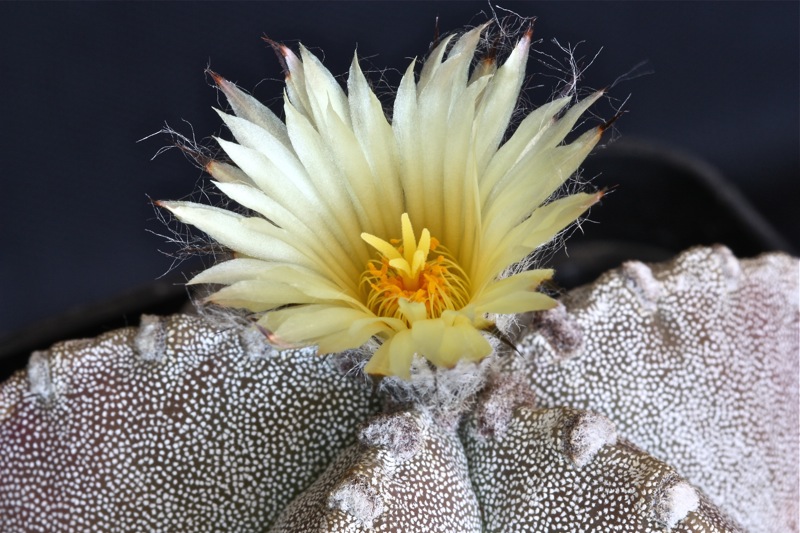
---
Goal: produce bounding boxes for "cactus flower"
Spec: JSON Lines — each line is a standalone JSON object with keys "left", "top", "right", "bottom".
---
{"left": 160, "top": 25, "right": 604, "bottom": 378}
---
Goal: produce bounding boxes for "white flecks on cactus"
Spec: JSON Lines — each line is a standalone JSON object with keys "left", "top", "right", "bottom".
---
{"left": 462, "top": 406, "right": 741, "bottom": 532}
{"left": 512, "top": 246, "right": 799, "bottom": 533}
{"left": 271, "top": 410, "right": 482, "bottom": 532}
{"left": 0, "top": 247, "right": 796, "bottom": 531}
{"left": 0, "top": 314, "right": 380, "bottom": 532}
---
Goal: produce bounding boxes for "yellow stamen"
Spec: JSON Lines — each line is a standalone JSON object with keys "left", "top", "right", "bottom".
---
{"left": 361, "top": 213, "right": 470, "bottom": 324}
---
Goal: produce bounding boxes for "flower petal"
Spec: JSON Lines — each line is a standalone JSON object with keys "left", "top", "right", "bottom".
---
{"left": 188, "top": 258, "right": 285, "bottom": 285}
{"left": 479, "top": 95, "right": 571, "bottom": 196}
{"left": 364, "top": 329, "right": 417, "bottom": 379}
{"left": 282, "top": 45, "right": 313, "bottom": 119}
{"left": 208, "top": 280, "right": 319, "bottom": 312}
{"left": 393, "top": 60, "right": 423, "bottom": 223}
{"left": 212, "top": 73, "right": 292, "bottom": 149}
{"left": 316, "top": 316, "right": 402, "bottom": 354}
{"left": 211, "top": 180, "right": 361, "bottom": 288}
{"left": 417, "top": 34, "right": 455, "bottom": 94}
{"left": 482, "top": 127, "right": 602, "bottom": 245}
{"left": 284, "top": 101, "right": 369, "bottom": 264}
{"left": 480, "top": 191, "right": 602, "bottom": 281}
{"left": 264, "top": 304, "right": 372, "bottom": 345}
{"left": 316, "top": 101, "right": 388, "bottom": 236}
{"left": 214, "top": 138, "right": 360, "bottom": 270}
{"left": 206, "top": 160, "right": 256, "bottom": 187}
{"left": 473, "top": 31, "right": 531, "bottom": 173}
{"left": 411, "top": 315, "right": 492, "bottom": 367}
{"left": 347, "top": 55, "right": 404, "bottom": 232}
{"left": 298, "top": 44, "right": 351, "bottom": 128}
{"left": 160, "top": 201, "right": 310, "bottom": 266}
{"left": 472, "top": 268, "right": 558, "bottom": 314}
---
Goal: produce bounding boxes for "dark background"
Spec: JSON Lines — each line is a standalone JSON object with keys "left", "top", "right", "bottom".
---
{"left": 1, "top": 2, "right": 798, "bottom": 344}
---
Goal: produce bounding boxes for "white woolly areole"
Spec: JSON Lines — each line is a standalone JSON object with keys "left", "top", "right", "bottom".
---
{"left": 621, "top": 260, "right": 663, "bottom": 314}
{"left": 564, "top": 411, "right": 617, "bottom": 468}
{"left": 712, "top": 244, "right": 742, "bottom": 291}
{"left": 135, "top": 314, "right": 166, "bottom": 363}
{"left": 359, "top": 411, "right": 424, "bottom": 463}
{"left": 26, "top": 351, "right": 54, "bottom": 401}
{"left": 238, "top": 326, "right": 279, "bottom": 361}
{"left": 379, "top": 343, "right": 499, "bottom": 425}
{"left": 654, "top": 480, "right": 700, "bottom": 528}
{"left": 328, "top": 473, "right": 384, "bottom": 527}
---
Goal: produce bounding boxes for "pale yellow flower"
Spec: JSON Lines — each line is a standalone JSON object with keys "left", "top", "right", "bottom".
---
{"left": 160, "top": 25, "right": 604, "bottom": 378}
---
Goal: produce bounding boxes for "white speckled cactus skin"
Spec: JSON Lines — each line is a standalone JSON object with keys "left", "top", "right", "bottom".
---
{"left": 0, "top": 316, "right": 381, "bottom": 530}
{"left": 509, "top": 245, "right": 799, "bottom": 533}
{"left": 0, "top": 247, "right": 796, "bottom": 532}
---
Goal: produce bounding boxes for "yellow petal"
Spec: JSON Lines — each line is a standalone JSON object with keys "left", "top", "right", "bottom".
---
{"left": 474, "top": 32, "right": 531, "bottom": 172}
{"left": 397, "top": 299, "right": 427, "bottom": 324}
{"left": 266, "top": 304, "right": 371, "bottom": 344}
{"left": 204, "top": 263, "right": 367, "bottom": 311}
{"left": 315, "top": 316, "right": 399, "bottom": 354}
{"left": 281, "top": 45, "right": 312, "bottom": 118}
{"left": 417, "top": 34, "right": 455, "bottom": 94}
{"left": 441, "top": 79, "right": 484, "bottom": 266}
{"left": 208, "top": 281, "right": 318, "bottom": 312}
{"left": 440, "top": 321, "right": 493, "bottom": 364}
{"left": 216, "top": 109, "right": 304, "bottom": 179}
{"left": 393, "top": 60, "right": 424, "bottom": 222}
{"left": 479, "top": 96, "right": 571, "bottom": 195}
{"left": 409, "top": 319, "right": 446, "bottom": 363}
{"left": 483, "top": 127, "right": 602, "bottom": 245}
{"left": 347, "top": 54, "right": 404, "bottom": 232}
{"left": 473, "top": 269, "right": 554, "bottom": 307}
{"left": 213, "top": 139, "right": 365, "bottom": 281}
{"left": 363, "top": 329, "right": 417, "bottom": 379}
{"left": 388, "top": 330, "right": 418, "bottom": 378}
{"left": 188, "top": 258, "right": 285, "bottom": 285}
{"left": 284, "top": 102, "right": 369, "bottom": 265}
{"left": 317, "top": 101, "right": 388, "bottom": 236}
{"left": 210, "top": 180, "right": 359, "bottom": 289}
{"left": 408, "top": 316, "right": 492, "bottom": 367}
{"left": 477, "top": 291, "right": 557, "bottom": 315}
{"left": 480, "top": 192, "right": 601, "bottom": 281}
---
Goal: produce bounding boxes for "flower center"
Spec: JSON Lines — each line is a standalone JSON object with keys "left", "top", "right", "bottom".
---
{"left": 361, "top": 213, "right": 470, "bottom": 323}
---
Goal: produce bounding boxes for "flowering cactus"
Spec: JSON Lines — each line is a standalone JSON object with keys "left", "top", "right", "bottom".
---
{"left": 159, "top": 24, "right": 603, "bottom": 378}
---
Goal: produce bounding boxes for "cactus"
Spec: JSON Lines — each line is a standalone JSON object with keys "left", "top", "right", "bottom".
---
{"left": 510, "top": 246, "right": 799, "bottom": 533}
{"left": 1, "top": 246, "right": 796, "bottom": 531}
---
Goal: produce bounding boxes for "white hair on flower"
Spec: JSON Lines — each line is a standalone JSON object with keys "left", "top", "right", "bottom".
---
{"left": 159, "top": 23, "right": 606, "bottom": 378}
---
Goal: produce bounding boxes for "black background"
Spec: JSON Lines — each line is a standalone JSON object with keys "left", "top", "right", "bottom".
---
{"left": 1, "top": 1, "right": 798, "bottom": 340}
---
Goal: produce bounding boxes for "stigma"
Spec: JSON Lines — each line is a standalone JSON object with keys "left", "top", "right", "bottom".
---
{"left": 361, "top": 214, "right": 470, "bottom": 323}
